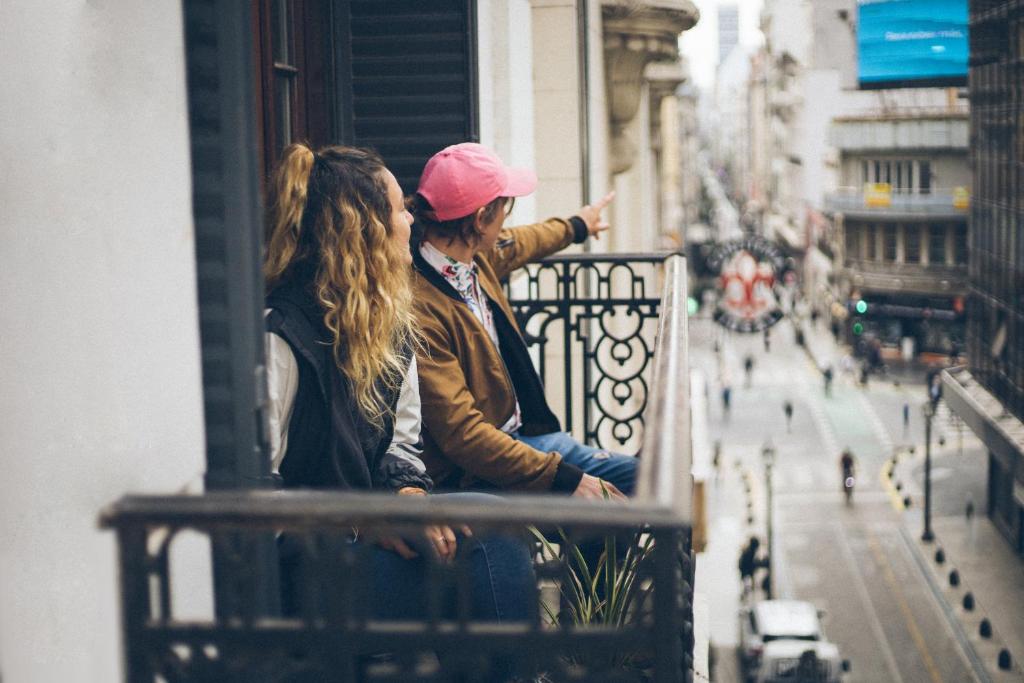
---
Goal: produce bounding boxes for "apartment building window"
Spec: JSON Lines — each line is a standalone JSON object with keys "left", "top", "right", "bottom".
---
{"left": 919, "top": 160, "right": 931, "bottom": 194}
{"left": 884, "top": 224, "right": 898, "bottom": 261}
{"left": 845, "top": 226, "right": 859, "bottom": 260}
{"left": 905, "top": 224, "right": 921, "bottom": 263}
{"left": 955, "top": 224, "right": 968, "bottom": 265}
{"left": 251, "top": 1, "right": 479, "bottom": 191}
{"left": 866, "top": 225, "right": 878, "bottom": 260}
{"left": 929, "top": 224, "right": 947, "bottom": 265}
{"left": 861, "top": 159, "right": 918, "bottom": 192}
{"left": 253, "top": 0, "right": 333, "bottom": 180}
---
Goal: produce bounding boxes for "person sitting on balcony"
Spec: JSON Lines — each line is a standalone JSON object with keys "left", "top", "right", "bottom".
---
{"left": 408, "top": 143, "right": 636, "bottom": 500}
{"left": 262, "top": 143, "right": 535, "bottom": 628}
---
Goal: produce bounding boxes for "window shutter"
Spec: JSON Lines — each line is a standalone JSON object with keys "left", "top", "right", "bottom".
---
{"left": 343, "top": 0, "right": 479, "bottom": 193}
{"left": 183, "top": 0, "right": 279, "bottom": 619}
{"left": 183, "top": 0, "right": 270, "bottom": 491}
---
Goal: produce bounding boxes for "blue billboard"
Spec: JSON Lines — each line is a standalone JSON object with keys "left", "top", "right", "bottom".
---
{"left": 858, "top": 0, "right": 968, "bottom": 89}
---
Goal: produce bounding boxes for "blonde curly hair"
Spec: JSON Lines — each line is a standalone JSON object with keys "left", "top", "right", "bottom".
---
{"left": 264, "top": 143, "right": 417, "bottom": 429}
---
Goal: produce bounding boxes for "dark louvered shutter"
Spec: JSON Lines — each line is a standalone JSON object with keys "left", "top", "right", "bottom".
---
{"left": 183, "top": 0, "right": 279, "bottom": 618}
{"left": 183, "top": 0, "right": 270, "bottom": 491}
{"left": 343, "top": 0, "right": 479, "bottom": 193}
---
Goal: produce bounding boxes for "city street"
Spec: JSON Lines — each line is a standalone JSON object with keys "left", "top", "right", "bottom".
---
{"left": 693, "top": 317, "right": 982, "bottom": 682}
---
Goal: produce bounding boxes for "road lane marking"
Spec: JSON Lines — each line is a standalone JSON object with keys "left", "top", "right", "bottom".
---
{"left": 833, "top": 521, "right": 905, "bottom": 683}
{"left": 880, "top": 459, "right": 908, "bottom": 512}
{"left": 866, "top": 531, "right": 945, "bottom": 683}
{"left": 804, "top": 380, "right": 841, "bottom": 457}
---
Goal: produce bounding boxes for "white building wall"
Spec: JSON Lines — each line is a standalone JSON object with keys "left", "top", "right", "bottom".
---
{"left": 530, "top": 0, "right": 584, "bottom": 222}
{"left": 478, "top": 0, "right": 538, "bottom": 224}
{"left": 0, "top": 4, "right": 209, "bottom": 681}
{"left": 585, "top": 0, "right": 612, "bottom": 240}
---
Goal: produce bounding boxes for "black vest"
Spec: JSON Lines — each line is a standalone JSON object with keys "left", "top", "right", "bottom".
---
{"left": 266, "top": 279, "right": 400, "bottom": 490}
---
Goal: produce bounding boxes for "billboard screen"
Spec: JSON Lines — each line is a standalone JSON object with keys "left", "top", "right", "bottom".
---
{"left": 857, "top": 0, "right": 968, "bottom": 89}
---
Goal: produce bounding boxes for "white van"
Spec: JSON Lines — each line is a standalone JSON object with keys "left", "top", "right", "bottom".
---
{"left": 739, "top": 600, "right": 848, "bottom": 682}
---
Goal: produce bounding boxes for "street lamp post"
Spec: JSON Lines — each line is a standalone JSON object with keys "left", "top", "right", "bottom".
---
{"left": 922, "top": 401, "right": 935, "bottom": 542}
{"left": 762, "top": 439, "right": 776, "bottom": 599}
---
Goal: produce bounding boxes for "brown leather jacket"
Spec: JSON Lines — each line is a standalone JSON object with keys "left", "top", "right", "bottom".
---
{"left": 412, "top": 217, "right": 588, "bottom": 492}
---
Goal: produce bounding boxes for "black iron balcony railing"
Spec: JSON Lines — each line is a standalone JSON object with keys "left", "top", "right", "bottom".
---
{"left": 505, "top": 252, "right": 668, "bottom": 452}
{"left": 100, "top": 253, "right": 694, "bottom": 682}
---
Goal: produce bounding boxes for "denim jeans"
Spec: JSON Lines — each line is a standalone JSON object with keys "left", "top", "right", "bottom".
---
{"left": 515, "top": 430, "right": 637, "bottom": 496}
{"left": 364, "top": 493, "right": 536, "bottom": 623}
{"left": 280, "top": 493, "right": 535, "bottom": 624}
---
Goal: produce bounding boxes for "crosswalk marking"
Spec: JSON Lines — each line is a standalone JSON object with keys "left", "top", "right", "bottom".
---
{"left": 804, "top": 384, "right": 841, "bottom": 457}
{"left": 854, "top": 390, "right": 895, "bottom": 454}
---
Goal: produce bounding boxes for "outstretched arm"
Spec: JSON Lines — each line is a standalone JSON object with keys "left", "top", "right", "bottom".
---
{"left": 485, "top": 192, "right": 616, "bottom": 280}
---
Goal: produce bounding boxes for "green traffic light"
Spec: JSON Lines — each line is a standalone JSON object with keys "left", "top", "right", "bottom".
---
{"left": 853, "top": 322, "right": 864, "bottom": 335}
{"left": 855, "top": 299, "right": 868, "bottom": 314}
{"left": 687, "top": 296, "right": 699, "bottom": 316}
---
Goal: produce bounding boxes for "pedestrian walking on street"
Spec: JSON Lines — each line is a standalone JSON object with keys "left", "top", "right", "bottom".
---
{"left": 902, "top": 402, "right": 910, "bottom": 435}
{"left": 738, "top": 536, "right": 761, "bottom": 596}
{"left": 763, "top": 328, "right": 771, "bottom": 353}
{"left": 744, "top": 355, "right": 754, "bottom": 388}
{"left": 721, "top": 385, "right": 732, "bottom": 418}
{"left": 713, "top": 440, "right": 722, "bottom": 483}
{"left": 929, "top": 373, "right": 943, "bottom": 408}
{"left": 966, "top": 494, "right": 976, "bottom": 548}
{"left": 823, "top": 365, "right": 834, "bottom": 397}
{"left": 783, "top": 400, "right": 794, "bottom": 432}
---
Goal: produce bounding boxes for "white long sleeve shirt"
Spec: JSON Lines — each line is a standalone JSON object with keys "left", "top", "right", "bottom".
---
{"left": 264, "top": 329, "right": 428, "bottom": 484}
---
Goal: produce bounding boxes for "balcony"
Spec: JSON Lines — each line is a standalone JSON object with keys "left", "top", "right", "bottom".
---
{"left": 829, "top": 110, "right": 968, "bottom": 152}
{"left": 100, "top": 254, "right": 697, "bottom": 682}
{"left": 824, "top": 187, "right": 970, "bottom": 220}
{"left": 842, "top": 259, "right": 968, "bottom": 296}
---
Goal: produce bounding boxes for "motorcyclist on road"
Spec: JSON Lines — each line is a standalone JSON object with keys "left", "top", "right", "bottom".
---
{"left": 840, "top": 449, "right": 856, "bottom": 503}
{"left": 840, "top": 449, "right": 855, "bottom": 476}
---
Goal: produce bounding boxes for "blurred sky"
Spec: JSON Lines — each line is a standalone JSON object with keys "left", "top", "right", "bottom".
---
{"left": 680, "top": 0, "right": 766, "bottom": 91}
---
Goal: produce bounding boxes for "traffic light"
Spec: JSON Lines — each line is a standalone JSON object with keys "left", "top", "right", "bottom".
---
{"left": 852, "top": 321, "right": 864, "bottom": 335}
{"left": 855, "top": 299, "right": 868, "bottom": 315}
{"left": 687, "top": 296, "right": 699, "bottom": 316}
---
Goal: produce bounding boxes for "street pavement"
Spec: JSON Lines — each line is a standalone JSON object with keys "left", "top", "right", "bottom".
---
{"left": 691, "top": 315, "right": 1000, "bottom": 682}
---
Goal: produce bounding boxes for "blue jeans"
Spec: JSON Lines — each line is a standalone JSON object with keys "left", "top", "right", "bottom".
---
{"left": 280, "top": 493, "right": 535, "bottom": 624}
{"left": 515, "top": 431, "right": 637, "bottom": 495}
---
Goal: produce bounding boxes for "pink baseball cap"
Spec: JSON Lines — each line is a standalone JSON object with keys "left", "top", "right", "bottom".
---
{"left": 417, "top": 143, "right": 537, "bottom": 221}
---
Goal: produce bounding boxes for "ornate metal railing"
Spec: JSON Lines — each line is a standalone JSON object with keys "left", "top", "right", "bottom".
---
{"left": 505, "top": 253, "right": 670, "bottom": 452}
{"left": 100, "top": 254, "right": 693, "bottom": 682}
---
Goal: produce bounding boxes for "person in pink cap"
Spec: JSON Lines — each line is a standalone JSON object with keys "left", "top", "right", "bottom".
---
{"left": 408, "top": 142, "right": 636, "bottom": 500}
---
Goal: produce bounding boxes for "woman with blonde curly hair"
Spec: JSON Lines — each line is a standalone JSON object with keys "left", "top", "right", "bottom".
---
{"left": 263, "top": 144, "right": 534, "bottom": 648}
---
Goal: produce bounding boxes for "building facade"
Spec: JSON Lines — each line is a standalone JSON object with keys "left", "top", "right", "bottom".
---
{"left": 943, "top": 0, "right": 1024, "bottom": 555}
{"left": 746, "top": 0, "right": 969, "bottom": 337}
{"left": 827, "top": 109, "right": 971, "bottom": 357}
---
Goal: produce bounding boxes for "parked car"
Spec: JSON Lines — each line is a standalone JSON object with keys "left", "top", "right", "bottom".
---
{"left": 739, "top": 599, "right": 849, "bottom": 682}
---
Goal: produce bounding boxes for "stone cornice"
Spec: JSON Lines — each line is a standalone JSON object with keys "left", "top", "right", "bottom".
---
{"left": 602, "top": 0, "right": 700, "bottom": 174}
